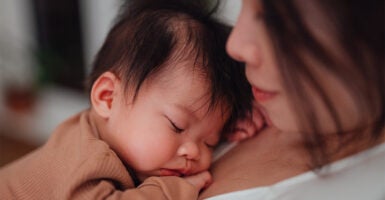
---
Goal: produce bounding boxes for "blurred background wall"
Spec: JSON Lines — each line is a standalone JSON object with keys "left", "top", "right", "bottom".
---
{"left": 0, "top": 0, "right": 241, "bottom": 166}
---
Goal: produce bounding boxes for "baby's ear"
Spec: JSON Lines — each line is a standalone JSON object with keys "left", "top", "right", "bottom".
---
{"left": 90, "top": 71, "right": 120, "bottom": 119}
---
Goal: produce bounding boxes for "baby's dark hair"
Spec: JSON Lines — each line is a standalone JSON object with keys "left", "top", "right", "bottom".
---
{"left": 87, "top": 0, "right": 252, "bottom": 131}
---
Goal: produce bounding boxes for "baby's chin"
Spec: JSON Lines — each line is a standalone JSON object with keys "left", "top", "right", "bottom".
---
{"left": 136, "top": 173, "right": 149, "bottom": 182}
{"left": 135, "top": 169, "right": 164, "bottom": 182}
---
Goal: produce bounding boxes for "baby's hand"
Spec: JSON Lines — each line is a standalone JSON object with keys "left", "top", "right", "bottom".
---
{"left": 183, "top": 171, "right": 212, "bottom": 191}
{"left": 227, "top": 101, "right": 265, "bottom": 142}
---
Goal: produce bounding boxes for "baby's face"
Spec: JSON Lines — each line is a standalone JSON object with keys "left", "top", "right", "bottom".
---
{"left": 104, "top": 62, "right": 228, "bottom": 181}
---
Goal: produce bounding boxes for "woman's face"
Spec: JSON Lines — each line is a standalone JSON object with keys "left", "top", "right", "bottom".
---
{"left": 227, "top": 0, "right": 297, "bottom": 131}
{"left": 227, "top": 0, "right": 360, "bottom": 133}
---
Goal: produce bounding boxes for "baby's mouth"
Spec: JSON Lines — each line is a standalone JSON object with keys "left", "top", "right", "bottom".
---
{"left": 160, "top": 168, "right": 191, "bottom": 177}
{"left": 160, "top": 168, "right": 183, "bottom": 176}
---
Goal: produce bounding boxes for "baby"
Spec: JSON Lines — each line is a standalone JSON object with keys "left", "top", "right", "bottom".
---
{"left": 0, "top": 0, "right": 253, "bottom": 199}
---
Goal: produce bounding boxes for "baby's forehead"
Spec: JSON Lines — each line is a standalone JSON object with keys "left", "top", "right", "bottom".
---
{"left": 152, "top": 56, "right": 208, "bottom": 83}
{"left": 146, "top": 58, "right": 230, "bottom": 112}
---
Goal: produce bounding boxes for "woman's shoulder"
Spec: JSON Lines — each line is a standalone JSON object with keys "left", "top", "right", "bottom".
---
{"left": 200, "top": 127, "right": 310, "bottom": 199}
{"left": 201, "top": 139, "right": 385, "bottom": 200}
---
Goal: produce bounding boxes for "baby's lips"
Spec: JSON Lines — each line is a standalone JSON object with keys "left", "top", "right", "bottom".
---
{"left": 160, "top": 168, "right": 182, "bottom": 176}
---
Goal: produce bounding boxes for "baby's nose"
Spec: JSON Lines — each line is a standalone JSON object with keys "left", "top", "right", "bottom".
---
{"left": 177, "top": 141, "right": 200, "bottom": 160}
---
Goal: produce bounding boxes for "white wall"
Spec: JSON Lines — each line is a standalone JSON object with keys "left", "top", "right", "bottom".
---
{"left": 0, "top": 0, "right": 36, "bottom": 88}
{"left": 216, "top": 0, "right": 241, "bottom": 25}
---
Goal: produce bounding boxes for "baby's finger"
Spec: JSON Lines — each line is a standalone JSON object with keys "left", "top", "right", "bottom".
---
{"left": 183, "top": 171, "right": 212, "bottom": 190}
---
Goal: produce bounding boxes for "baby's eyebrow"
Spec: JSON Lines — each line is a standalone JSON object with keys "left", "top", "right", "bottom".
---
{"left": 172, "top": 103, "right": 199, "bottom": 120}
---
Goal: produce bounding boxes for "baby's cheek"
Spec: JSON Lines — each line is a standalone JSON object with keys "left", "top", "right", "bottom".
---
{"left": 200, "top": 149, "right": 214, "bottom": 171}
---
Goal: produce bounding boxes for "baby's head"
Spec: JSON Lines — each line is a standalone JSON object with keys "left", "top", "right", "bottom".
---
{"left": 87, "top": 0, "right": 252, "bottom": 181}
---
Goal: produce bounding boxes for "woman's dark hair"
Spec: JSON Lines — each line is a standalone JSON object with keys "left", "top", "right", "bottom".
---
{"left": 87, "top": 0, "right": 252, "bottom": 131}
{"left": 261, "top": 0, "right": 384, "bottom": 167}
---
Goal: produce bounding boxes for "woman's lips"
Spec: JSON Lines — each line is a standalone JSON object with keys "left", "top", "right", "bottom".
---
{"left": 252, "top": 86, "right": 277, "bottom": 102}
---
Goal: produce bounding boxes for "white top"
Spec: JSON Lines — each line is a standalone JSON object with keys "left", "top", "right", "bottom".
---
{"left": 208, "top": 142, "right": 385, "bottom": 200}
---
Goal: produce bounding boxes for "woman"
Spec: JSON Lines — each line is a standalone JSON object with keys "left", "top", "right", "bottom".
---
{"left": 200, "top": 0, "right": 384, "bottom": 199}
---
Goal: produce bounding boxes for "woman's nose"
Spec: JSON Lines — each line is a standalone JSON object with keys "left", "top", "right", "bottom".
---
{"left": 177, "top": 141, "right": 200, "bottom": 161}
{"left": 226, "top": 26, "right": 245, "bottom": 62}
{"left": 226, "top": 17, "right": 262, "bottom": 67}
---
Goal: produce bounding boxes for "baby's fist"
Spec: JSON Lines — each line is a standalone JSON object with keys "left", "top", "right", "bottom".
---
{"left": 183, "top": 171, "right": 212, "bottom": 191}
{"left": 227, "top": 101, "right": 265, "bottom": 142}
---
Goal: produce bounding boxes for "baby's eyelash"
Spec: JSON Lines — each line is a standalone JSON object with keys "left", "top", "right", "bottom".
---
{"left": 205, "top": 143, "right": 216, "bottom": 149}
{"left": 170, "top": 121, "right": 183, "bottom": 133}
{"left": 164, "top": 115, "right": 183, "bottom": 133}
